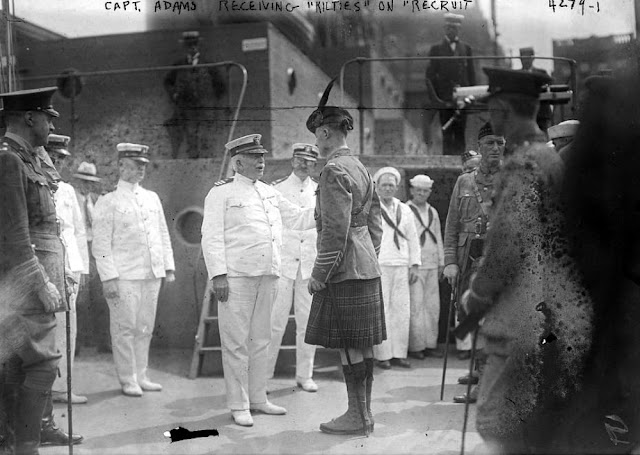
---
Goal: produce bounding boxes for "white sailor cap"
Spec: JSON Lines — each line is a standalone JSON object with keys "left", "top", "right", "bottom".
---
{"left": 373, "top": 166, "right": 401, "bottom": 185}
{"left": 409, "top": 174, "right": 434, "bottom": 189}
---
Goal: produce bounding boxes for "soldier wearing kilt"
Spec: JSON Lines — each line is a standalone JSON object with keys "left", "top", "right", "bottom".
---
{"left": 305, "top": 79, "right": 385, "bottom": 435}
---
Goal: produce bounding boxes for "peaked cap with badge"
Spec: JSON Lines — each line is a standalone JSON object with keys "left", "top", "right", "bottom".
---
{"left": 0, "top": 86, "right": 60, "bottom": 117}
{"left": 292, "top": 143, "right": 319, "bottom": 162}
{"left": 225, "top": 134, "right": 268, "bottom": 157}
{"left": 117, "top": 143, "right": 150, "bottom": 163}
{"left": 306, "top": 77, "right": 354, "bottom": 134}
{"left": 46, "top": 134, "right": 71, "bottom": 156}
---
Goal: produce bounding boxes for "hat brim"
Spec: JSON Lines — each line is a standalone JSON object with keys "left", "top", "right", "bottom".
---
{"left": 235, "top": 149, "right": 268, "bottom": 156}
{"left": 49, "top": 148, "right": 71, "bottom": 156}
{"left": 72, "top": 174, "right": 101, "bottom": 182}
{"left": 42, "top": 107, "right": 60, "bottom": 118}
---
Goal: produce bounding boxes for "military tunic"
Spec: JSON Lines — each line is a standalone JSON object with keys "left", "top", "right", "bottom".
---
{"left": 465, "top": 140, "right": 593, "bottom": 448}
{"left": 443, "top": 165, "right": 498, "bottom": 350}
{"left": 305, "top": 149, "right": 386, "bottom": 349}
{"left": 0, "top": 133, "right": 64, "bottom": 385}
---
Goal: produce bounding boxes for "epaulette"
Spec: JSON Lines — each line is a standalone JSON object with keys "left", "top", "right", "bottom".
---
{"left": 213, "top": 177, "right": 233, "bottom": 187}
{"left": 311, "top": 176, "right": 318, "bottom": 183}
{"left": 270, "top": 176, "right": 287, "bottom": 186}
{"left": 0, "top": 142, "right": 8, "bottom": 152}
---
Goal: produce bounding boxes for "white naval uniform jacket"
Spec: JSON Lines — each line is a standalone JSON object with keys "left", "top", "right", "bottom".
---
{"left": 378, "top": 197, "right": 422, "bottom": 267}
{"left": 54, "top": 181, "right": 88, "bottom": 274}
{"left": 201, "top": 173, "right": 315, "bottom": 280}
{"left": 92, "top": 180, "right": 175, "bottom": 281}
{"left": 272, "top": 173, "right": 317, "bottom": 281}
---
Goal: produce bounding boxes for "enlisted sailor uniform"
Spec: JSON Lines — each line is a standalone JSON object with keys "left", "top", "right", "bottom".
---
{"left": 373, "top": 197, "right": 421, "bottom": 362}
{"left": 267, "top": 173, "right": 318, "bottom": 382}
{"left": 92, "top": 176, "right": 175, "bottom": 389}
{"left": 407, "top": 199, "right": 444, "bottom": 352}
{"left": 201, "top": 173, "right": 313, "bottom": 412}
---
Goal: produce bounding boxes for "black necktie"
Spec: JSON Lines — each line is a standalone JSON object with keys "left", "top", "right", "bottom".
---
{"left": 381, "top": 204, "right": 407, "bottom": 250}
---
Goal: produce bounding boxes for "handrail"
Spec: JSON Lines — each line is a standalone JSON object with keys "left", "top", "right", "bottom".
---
{"left": 338, "top": 55, "right": 578, "bottom": 155}
{"left": 21, "top": 61, "right": 249, "bottom": 180}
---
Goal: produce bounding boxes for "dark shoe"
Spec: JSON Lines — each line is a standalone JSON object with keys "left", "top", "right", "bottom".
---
{"left": 457, "top": 373, "right": 479, "bottom": 385}
{"left": 391, "top": 358, "right": 411, "bottom": 369}
{"left": 40, "top": 423, "right": 84, "bottom": 446}
{"left": 423, "top": 348, "right": 444, "bottom": 358}
{"left": 408, "top": 351, "right": 425, "bottom": 360}
{"left": 457, "top": 350, "right": 471, "bottom": 361}
{"left": 376, "top": 360, "right": 391, "bottom": 370}
{"left": 453, "top": 386, "right": 478, "bottom": 404}
{"left": 320, "top": 363, "right": 370, "bottom": 435}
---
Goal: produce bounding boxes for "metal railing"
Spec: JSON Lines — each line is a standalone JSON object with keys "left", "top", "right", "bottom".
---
{"left": 338, "top": 55, "right": 578, "bottom": 155}
{"left": 22, "top": 61, "right": 248, "bottom": 180}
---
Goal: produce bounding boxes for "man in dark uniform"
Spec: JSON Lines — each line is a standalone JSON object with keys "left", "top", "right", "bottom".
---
{"left": 0, "top": 87, "right": 67, "bottom": 454}
{"left": 305, "top": 79, "right": 385, "bottom": 436}
{"left": 426, "top": 13, "right": 476, "bottom": 156}
{"left": 459, "top": 68, "right": 593, "bottom": 454}
{"left": 443, "top": 121, "right": 505, "bottom": 371}
{"left": 519, "top": 47, "right": 554, "bottom": 133}
{"left": 163, "top": 30, "right": 227, "bottom": 159}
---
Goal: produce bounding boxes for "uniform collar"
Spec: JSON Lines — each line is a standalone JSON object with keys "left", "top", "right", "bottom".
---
{"left": 327, "top": 147, "right": 352, "bottom": 160}
{"left": 234, "top": 172, "right": 257, "bottom": 186}
{"left": 289, "top": 172, "right": 311, "bottom": 186}
{"left": 3, "top": 132, "right": 34, "bottom": 155}
{"left": 117, "top": 180, "right": 141, "bottom": 193}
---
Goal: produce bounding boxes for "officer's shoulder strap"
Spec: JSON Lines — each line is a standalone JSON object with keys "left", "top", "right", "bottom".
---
{"left": 213, "top": 177, "right": 233, "bottom": 187}
{"left": 270, "top": 176, "right": 287, "bottom": 186}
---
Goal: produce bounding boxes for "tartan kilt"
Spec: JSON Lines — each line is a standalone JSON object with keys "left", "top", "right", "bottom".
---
{"left": 304, "top": 278, "right": 386, "bottom": 349}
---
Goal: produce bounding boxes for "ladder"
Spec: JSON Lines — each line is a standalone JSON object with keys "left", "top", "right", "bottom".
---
{"left": 188, "top": 280, "right": 298, "bottom": 379}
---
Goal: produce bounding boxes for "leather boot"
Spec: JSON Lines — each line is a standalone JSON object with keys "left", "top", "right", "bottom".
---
{"left": 364, "top": 358, "right": 374, "bottom": 432}
{"left": 40, "top": 394, "right": 84, "bottom": 446}
{"left": 14, "top": 386, "right": 49, "bottom": 455}
{"left": 320, "top": 362, "right": 371, "bottom": 435}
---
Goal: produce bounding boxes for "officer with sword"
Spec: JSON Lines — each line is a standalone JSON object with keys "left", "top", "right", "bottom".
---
{"left": 441, "top": 121, "right": 505, "bottom": 404}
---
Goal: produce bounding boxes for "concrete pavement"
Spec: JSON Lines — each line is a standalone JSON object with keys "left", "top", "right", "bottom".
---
{"left": 41, "top": 348, "right": 487, "bottom": 455}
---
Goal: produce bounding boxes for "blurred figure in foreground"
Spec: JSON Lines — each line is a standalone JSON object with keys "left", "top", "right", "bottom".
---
{"left": 555, "top": 72, "right": 640, "bottom": 453}
{"left": 459, "top": 68, "right": 593, "bottom": 454}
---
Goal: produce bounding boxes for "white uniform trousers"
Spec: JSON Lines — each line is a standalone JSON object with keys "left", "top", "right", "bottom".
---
{"left": 267, "top": 267, "right": 316, "bottom": 380}
{"left": 52, "top": 271, "right": 81, "bottom": 393}
{"left": 106, "top": 279, "right": 161, "bottom": 386}
{"left": 374, "top": 265, "right": 411, "bottom": 361}
{"left": 409, "top": 268, "right": 441, "bottom": 352}
{"left": 219, "top": 275, "right": 277, "bottom": 411}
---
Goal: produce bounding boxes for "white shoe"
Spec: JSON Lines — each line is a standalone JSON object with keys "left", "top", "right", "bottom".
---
{"left": 250, "top": 400, "right": 287, "bottom": 415}
{"left": 122, "top": 383, "right": 143, "bottom": 397}
{"left": 296, "top": 377, "right": 318, "bottom": 393}
{"left": 139, "top": 379, "right": 163, "bottom": 392}
{"left": 232, "top": 410, "right": 254, "bottom": 427}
